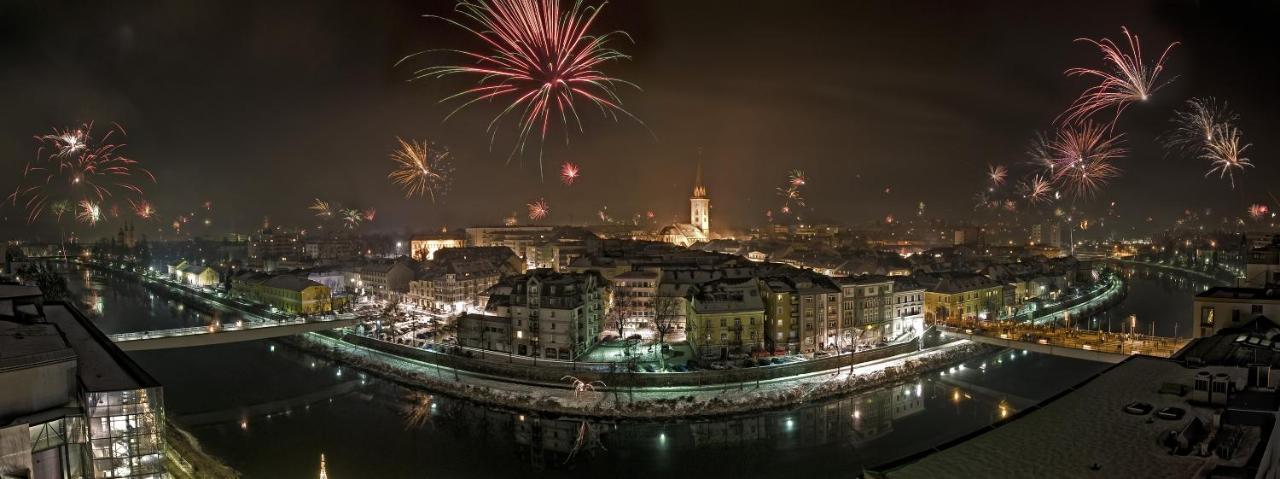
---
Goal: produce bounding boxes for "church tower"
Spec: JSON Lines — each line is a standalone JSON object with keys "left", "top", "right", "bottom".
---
{"left": 690, "top": 163, "right": 710, "bottom": 234}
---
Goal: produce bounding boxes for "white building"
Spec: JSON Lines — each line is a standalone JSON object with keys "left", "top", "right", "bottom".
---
{"left": 1193, "top": 287, "right": 1280, "bottom": 338}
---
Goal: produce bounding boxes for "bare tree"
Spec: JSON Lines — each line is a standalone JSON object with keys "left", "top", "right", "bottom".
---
{"left": 653, "top": 295, "right": 685, "bottom": 346}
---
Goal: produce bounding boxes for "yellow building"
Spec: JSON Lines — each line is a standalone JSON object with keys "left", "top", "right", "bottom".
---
{"left": 177, "top": 263, "right": 220, "bottom": 288}
{"left": 231, "top": 272, "right": 332, "bottom": 315}
{"left": 923, "top": 273, "right": 1005, "bottom": 324}
{"left": 688, "top": 278, "right": 766, "bottom": 359}
{"left": 410, "top": 233, "right": 465, "bottom": 261}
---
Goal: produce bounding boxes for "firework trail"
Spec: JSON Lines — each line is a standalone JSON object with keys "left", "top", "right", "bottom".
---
{"left": 987, "top": 164, "right": 1008, "bottom": 188}
{"left": 1163, "top": 97, "right": 1237, "bottom": 156}
{"left": 401, "top": 0, "right": 643, "bottom": 175}
{"left": 1202, "top": 124, "right": 1252, "bottom": 188}
{"left": 1059, "top": 27, "right": 1178, "bottom": 126}
{"left": 203, "top": 200, "right": 214, "bottom": 212}
{"left": 527, "top": 198, "right": 549, "bottom": 220}
{"left": 9, "top": 122, "right": 155, "bottom": 224}
{"left": 76, "top": 200, "right": 101, "bottom": 226}
{"left": 1038, "top": 122, "right": 1126, "bottom": 199}
{"left": 560, "top": 162, "right": 580, "bottom": 185}
{"left": 388, "top": 137, "right": 453, "bottom": 202}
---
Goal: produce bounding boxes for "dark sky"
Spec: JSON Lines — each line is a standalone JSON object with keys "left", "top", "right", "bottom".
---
{"left": 3, "top": 0, "right": 1278, "bottom": 240}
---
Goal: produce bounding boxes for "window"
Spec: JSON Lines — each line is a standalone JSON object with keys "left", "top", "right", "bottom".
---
{"left": 1253, "top": 305, "right": 1264, "bottom": 315}
{"left": 720, "top": 318, "right": 726, "bottom": 327}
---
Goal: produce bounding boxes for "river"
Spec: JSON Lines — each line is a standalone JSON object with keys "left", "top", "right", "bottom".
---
{"left": 57, "top": 263, "right": 1208, "bottom": 478}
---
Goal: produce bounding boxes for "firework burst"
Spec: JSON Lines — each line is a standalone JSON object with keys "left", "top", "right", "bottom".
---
{"left": 560, "top": 162, "right": 580, "bottom": 185}
{"left": 389, "top": 137, "right": 452, "bottom": 203}
{"left": 527, "top": 198, "right": 549, "bottom": 220}
{"left": 1249, "top": 204, "right": 1269, "bottom": 220}
{"left": 987, "top": 164, "right": 1008, "bottom": 188}
{"left": 1164, "top": 97, "right": 1237, "bottom": 156}
{"left": 1059, "top": 27, "right": 1178, "bottom": 126}
{"left": 309, "top": 199, "right": 335, "bottom": 218}
{"left": 401, "top": 0, "right": 642, "bottom": 174}
{"left": 1202, "top": 124, "right": 1253, "bottom": 188}
{"left": 363, "top": 208, "right": 377, "bottom": 222}
{"left": 503, "top": 212, "right": 519, "bottom": 226}
{"left": 341, "top": 209, "right": 363, "bottom": 229}
{"left": 1017, "top": 175, "right": 1054, "bottom": 204}
{"left": 1038, "top": 122, "right": 1126, "bottom": 199}
{"left": 9, "top": 122, "right": 155, "bottom": 224}
{"left": 788, "top": 170, "right": 806, "bottom": 188}
{"left": 76, "top": 200, "right": 101, "bottom": 226}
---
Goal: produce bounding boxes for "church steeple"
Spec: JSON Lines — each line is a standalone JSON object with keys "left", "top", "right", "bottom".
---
{"left": 690, "top": 162, "right": 710, "bottom": 234}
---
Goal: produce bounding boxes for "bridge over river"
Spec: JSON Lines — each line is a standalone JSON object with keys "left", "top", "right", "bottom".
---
{"left": 109, "top": 316, "right": 358, "bottom": 351}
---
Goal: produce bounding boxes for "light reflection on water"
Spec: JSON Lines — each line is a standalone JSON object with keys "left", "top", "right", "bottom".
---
{"left": 57, "top": 263, "right": 1204, "bottom": 477}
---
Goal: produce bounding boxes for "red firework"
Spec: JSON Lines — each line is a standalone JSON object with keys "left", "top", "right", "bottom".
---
{"left": 560, "top": 162, "right": 580, "bottom": 185}
{"left": 404, "top": 0, "right": 641, "bottom": 174}
{"left": 1059, "top": 27, "right": 1178, "bottom": 126}
{"left": 1248, "top": 204, "right": 1269, "bottom": 220}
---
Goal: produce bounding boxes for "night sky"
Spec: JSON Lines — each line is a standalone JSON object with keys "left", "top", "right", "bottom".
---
{"left": 3, "top": 0, "right": 1278, "bottom": 240}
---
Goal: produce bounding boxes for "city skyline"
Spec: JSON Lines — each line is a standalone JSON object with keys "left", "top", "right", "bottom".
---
{"left": 3, "top": 1, "right": 1279, "bottom": 240}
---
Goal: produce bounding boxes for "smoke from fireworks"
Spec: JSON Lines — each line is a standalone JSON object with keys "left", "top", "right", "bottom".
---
{"left": 1038, "top": 122, "right": 1126, "bottom": 199}
{"left": 9, "top": 122, "right": 155, "bottom": 224}
{"left": 560, "top": 162, "right": 580, "bottom": 185}
{"left": 1059, "top": 27, "right": 1177, "bottom": 126}
{"left": 1202, "top": 125, "right": 1253, "bottom": 188}
{"left": 388, "top": 137, "right": 453, "bottom": 203}
{"left": 527, "top": 198, "right": 549, "bottom": 220}
{"left": 403, "top": 0, "right": 642, "bottom": 175}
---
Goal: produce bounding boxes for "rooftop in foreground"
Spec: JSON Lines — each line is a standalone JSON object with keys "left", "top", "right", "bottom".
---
{"left": 870, "top": 355, "right": 1279, "bottom": 479}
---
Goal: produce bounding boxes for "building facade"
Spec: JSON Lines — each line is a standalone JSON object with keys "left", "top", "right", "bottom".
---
{"left": 688, "top": 278, "right": 766, "bottom": 358}
{"left": 484, "top": 269, "right": 607, "bottom": 360}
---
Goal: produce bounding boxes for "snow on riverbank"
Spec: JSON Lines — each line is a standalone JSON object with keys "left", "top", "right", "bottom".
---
{"left": 281, "top": 333, "right": 995, "bottom": 419}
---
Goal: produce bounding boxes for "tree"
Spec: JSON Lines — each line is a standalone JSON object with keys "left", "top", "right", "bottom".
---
{"left": 652, "top": 295, "right": 685, "bottom": 346}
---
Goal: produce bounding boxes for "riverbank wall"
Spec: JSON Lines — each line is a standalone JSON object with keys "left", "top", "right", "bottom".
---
{"left": 279, "top": 332, "right": 998, "bottom": 419}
